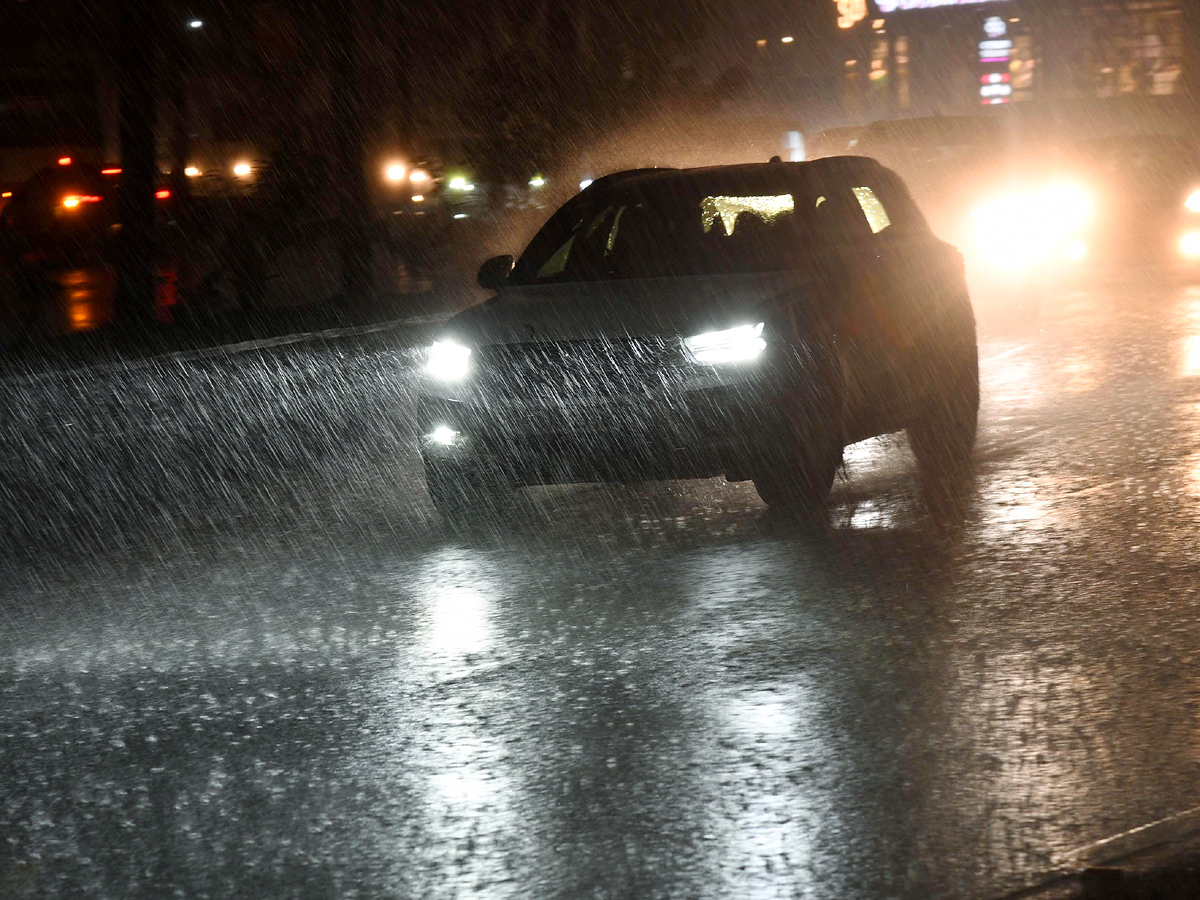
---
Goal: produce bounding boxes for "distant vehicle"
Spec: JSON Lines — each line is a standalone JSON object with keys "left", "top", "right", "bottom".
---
{"left": 416, "top": 157, "right": 978, "bottom": 521}
{"left": 0, "top": 162, "right": 178, "bottom": 340}
{"left": 1050, "top": 135, "right": 1200, "bottom": 267}
{"left": 852, "top": 116, "right": 1200, "bottom": 287}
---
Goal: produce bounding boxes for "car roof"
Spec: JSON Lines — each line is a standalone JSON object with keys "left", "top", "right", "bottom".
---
{"left": 592, "top": 156, "right": 885, "bottom": 193}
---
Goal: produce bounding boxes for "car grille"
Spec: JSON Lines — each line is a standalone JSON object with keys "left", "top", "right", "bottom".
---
{"left": 473, "top": 338, "right": 688, "bottom": 403}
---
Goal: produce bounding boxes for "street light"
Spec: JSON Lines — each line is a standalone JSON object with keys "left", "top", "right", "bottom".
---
{"left": 781, "top": 35, "right": 794, "bottom": 43}
{"left": 385, "top": 162, "right": 406, "bottom": 182}
{"left": 189, "top": 19, "right": 203, "bottom": 28}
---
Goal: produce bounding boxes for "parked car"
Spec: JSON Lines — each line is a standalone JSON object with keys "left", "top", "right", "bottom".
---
{"left": 416, "top": 156, "right": 978, "bottom": 521}
{"left": 0, "top": 162, "right": 178, "bottom": 340}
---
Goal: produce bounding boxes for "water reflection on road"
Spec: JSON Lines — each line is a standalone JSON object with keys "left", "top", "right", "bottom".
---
{"left": 4, "top": 278, "right": 1200, "bottom": 897}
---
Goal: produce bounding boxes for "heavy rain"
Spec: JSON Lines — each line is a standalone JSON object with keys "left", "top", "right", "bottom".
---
{"left": 4, "top": 2, "right": 1200, "bottom": 899}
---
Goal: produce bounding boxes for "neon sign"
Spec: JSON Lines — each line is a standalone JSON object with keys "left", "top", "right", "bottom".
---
{"left": 876, "top": 0, "right": 1006, "bottom": 11}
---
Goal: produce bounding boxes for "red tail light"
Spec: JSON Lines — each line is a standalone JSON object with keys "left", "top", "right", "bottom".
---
{"left": 155, "top": 189, "right": 171, "bottom": 200}
{"left": 58, "top": 156, "right": 72, "bottom": 166}
{"left": 101, "top": 168, "right": 122, "bottom": 175}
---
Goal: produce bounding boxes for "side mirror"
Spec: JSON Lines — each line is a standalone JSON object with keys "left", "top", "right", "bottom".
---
{"left": 477, "top": 254, "right": 514, "bottom": 290}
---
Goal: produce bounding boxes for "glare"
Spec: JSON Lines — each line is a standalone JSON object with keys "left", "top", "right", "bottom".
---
{"left": 426, "top": 340, "right": 472, "bottom": 381}
{"left": 684, "top": 322, "right": 766, "bottom": 365}
{"left": 1186, "top": 190, "right": 1200, "bottom": 213}
{"left": 411, "top": 194, "right": 424, "bottom": 202}
{"left": 1181, "top": 231, "right": 1200, "bottom": 259}
{"left": 448, "top": 176, "right": 468, "bottom": 190}
{"left": 233, "top": 161, "right": 251, "bottom": 177}
{"left": 1063, "top": 239, "right": 1087, "bottom": 261}
{"left": 384, "top": 162, "right": 406, "bottom": 182}
{"left": 409, "top": 168, "right": 429, "bottom": 183}
{"left": 528, "top": 174, "right": 546, "bottom": 188}
{"left": 430, "top": 426, "right": 459, "bottom": 446}
{"left": 971, "top": 183, "right": 1092, "bottom": 269}
{"left": 579, "top": 178, "right": 593, "bottom": 190}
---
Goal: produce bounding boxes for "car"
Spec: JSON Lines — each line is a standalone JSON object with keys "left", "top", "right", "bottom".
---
{"left": 0, "top": 162, "right": 184, "bottom": 340}
{"left": 1053, "top": 135, "right": 1200, "bottom": 268}
{"left": 416, "top": 156, "right": 979, "bottom": 521}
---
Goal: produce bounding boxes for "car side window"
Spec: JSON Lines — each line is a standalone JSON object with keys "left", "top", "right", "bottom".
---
{"left": 530, "top": 204, "right": 625, "bottom": 280}
{"left": 810, "top": 185, "right": 873, "bottom": 245}
{"left": 851, "top": 186, "right": 891, "bottom": 234}
{"left": 863, "top": 170, "right": 930, "bottom": 236}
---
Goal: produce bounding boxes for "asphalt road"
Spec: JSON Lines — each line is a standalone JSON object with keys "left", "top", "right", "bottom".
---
{"left": 4, "top": 274, "right": 1200, "bottom": 899}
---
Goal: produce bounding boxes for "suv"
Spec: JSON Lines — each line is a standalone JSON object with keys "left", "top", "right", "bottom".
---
{"left": 417, "top": 156, "right": 978, "bottom": 519}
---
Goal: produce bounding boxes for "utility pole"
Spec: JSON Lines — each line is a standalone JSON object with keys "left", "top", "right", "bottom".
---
{"left": 116, "top": 0, "right": 159, "bottom": 330}
{"left": 167, "top": 11, "right": 194, "bottom": 204}
{"left": 329, "top": 0, "right": 371, "bottom": 311}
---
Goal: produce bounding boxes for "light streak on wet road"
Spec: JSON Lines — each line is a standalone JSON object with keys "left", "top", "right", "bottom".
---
{"left": 3, "top": 278, "right": 1200, "bottom": 898}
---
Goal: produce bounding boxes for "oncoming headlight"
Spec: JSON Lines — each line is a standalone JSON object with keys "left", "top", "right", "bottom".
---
{"left": 1185, "top": 190, "right": 1200, "bottom": 213}
{"left": 969, "top": 182, "right": 1092, "bottom": 269}
{"left": 426, "top": 340, "right": 472, "bottom": 381}
{"left": 684, "top": 323, "right": 766, "bottom": 365}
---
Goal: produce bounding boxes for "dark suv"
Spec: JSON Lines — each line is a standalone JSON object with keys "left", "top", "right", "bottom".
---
{"left": 417, "top": 156, "right": 978, "bottom": 519}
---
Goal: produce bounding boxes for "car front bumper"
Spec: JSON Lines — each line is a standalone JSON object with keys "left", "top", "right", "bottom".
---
{"left": 416, "top": 376, "right": 785, "bottom": 485}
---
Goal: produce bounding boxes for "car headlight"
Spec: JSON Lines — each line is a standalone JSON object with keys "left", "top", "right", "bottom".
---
{"left": 1180, "top": 230, "right": 1200, "bottom": 258}
{"left": 970, "top": 182, "right": 1091, "bottom": 268}
{"left": 684, "top": 323, "right": 766, "bottom": 365}
{"left": 1186, "top": 190, "right": 1200, "bottom": 213}
{"left": 426, "top": 340, "right": 472, "bottom": 381}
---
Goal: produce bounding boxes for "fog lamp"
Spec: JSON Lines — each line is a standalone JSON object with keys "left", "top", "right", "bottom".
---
{"left": 430, "top": 426, "right": 460, "bottom": 446}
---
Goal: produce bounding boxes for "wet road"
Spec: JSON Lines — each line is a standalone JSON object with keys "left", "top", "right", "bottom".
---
{"left": 4, "top": 277, "right": 1200, "bottom": 899}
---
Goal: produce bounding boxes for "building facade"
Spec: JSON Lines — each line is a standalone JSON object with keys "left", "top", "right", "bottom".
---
{"left": 836, "top": 0, "right": 1199, "bottom": 123}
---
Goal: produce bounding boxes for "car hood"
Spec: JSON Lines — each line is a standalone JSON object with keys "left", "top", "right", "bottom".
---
{"left": 438, "top": 272, "right": 811, "bottom": 347}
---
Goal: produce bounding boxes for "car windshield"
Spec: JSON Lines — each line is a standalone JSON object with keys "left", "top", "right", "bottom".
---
{"left": 515, "top": 181, "right": 813, "bottom": 282}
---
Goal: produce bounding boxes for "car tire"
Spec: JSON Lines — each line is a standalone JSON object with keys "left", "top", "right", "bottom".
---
{"left": 424, "top": 459, "right": 513, "bottom": 526}
{"left": 908, "top": 337, "right": 979, "bottom": 477}
{"left": 751, "top": 431, "right": 842, "bottom": 512}
{"left": 751, "top": 339, "right": 844, "bottom": 512}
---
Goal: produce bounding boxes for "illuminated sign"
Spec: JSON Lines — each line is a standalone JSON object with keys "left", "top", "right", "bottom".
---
{"left": 836, "top": 0, "right": 867, "bottom": 29}
{"left": 983, "top": 16, "right": 1007, "bottom": 38}
{"left": 978, "top": 38, "right": 1012, "bottom": 62}
{"left": 876, "top": 0, "right": 1006, "bottom": 11}
{"left": 977, "top": 16, "right": 1013, "bottom": 104}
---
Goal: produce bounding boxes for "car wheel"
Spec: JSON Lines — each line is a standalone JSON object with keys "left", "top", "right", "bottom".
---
{"left": 424, "top": 459, "right": 513, "bottom": 526}
{"left": 908, "top": 338, "right": 979, "bottom": 477}
{"left": 751, "top": 340, "right": 844, "bottom": 511}
{"left": 751, "top": 428, "right": 842, "bottom": 512}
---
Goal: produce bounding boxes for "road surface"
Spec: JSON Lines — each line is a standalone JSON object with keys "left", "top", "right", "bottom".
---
{"left": 3, "top": 275, "right": 1200, "bottom": 899}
